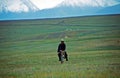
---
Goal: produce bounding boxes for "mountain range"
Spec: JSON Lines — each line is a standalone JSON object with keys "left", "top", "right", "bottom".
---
{"left": 0, "top": 0, "right": 120, "bottom": 20}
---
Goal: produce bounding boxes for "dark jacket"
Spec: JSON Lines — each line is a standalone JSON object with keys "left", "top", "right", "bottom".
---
{"left": 57, "top": 43, "right": 66, "bottom": 52}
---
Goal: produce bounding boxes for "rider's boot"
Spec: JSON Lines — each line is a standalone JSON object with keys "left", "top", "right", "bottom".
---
{"left": 66, "top": 58, "right": 68, "bottom": 61}
{"left": 58, "top": 53, "right": 61, "bottom": 61}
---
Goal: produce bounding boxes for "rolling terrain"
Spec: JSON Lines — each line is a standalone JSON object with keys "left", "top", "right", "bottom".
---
{"left": 0, "top": 14, "right": 120, "bottom": 78}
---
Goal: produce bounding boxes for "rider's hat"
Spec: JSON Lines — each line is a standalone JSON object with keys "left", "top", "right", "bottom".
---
{"left": 61, "top": 39, "right": 64, "bottom": 42}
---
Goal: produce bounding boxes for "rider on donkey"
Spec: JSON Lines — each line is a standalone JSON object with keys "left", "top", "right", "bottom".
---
{"left": 57, "top": 39, "right": 68, "bottom": 62}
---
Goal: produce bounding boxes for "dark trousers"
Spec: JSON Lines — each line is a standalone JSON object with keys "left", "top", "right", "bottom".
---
{"left": 58, "top": 52, "right": 68, "bottom": 61}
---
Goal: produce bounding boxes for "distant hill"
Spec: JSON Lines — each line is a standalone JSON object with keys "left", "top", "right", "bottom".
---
{"left": 0, "top": 6, "right": 102, "bottom": 20}
{"left": 97, "top": 4, "right": 120, "bottom": 15}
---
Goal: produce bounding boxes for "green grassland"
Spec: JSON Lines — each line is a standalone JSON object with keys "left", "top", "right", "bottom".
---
{"left": 0, "top": 14, "right": 120, "bottom": 78}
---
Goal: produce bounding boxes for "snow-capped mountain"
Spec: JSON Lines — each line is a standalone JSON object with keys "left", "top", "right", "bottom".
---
{"left": 0, "top": 0, "right": 39, "bottom": 12}
{"left": 60, "top": 0, "right": 119, "bottom": 7}
{"left": 0, "top": 0, "right": 120, "bottom": 20}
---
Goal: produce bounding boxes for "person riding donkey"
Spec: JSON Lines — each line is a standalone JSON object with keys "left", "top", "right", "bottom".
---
{"left": 57, "top": 39, "right": 68, "bottom": 63}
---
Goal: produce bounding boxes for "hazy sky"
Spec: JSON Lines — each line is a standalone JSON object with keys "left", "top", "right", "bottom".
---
{"left": 30, "top": 0, "right": 63, "bottom": 10}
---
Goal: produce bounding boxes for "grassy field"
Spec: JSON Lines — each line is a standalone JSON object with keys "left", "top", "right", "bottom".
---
{"left": 0, "top": 14, "right": 120, "bottom": 78}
